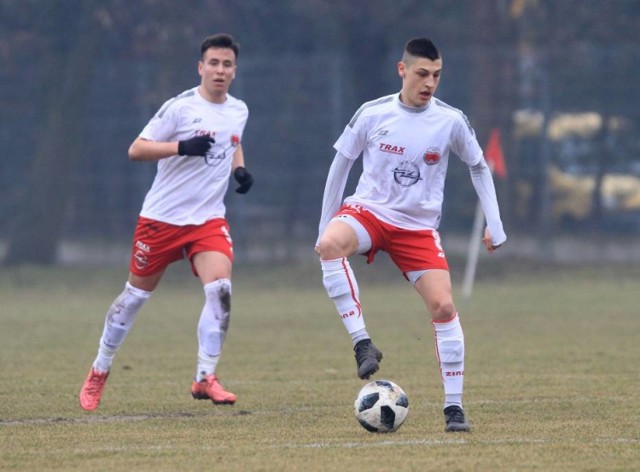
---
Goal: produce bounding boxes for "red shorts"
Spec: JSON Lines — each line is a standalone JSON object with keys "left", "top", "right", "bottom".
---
{"left": 129, "top": 216, "right": 233, "bottom": 277}
{"left": 335, "top": 204, "right": 449, "bottom": 274}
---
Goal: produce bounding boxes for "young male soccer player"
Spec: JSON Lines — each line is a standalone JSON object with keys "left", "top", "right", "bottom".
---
{"left": 316, "top": 38, "right": 506, "bottom": 432}
{"left": 79, "top": 33, "right": 254, "bottom": 411}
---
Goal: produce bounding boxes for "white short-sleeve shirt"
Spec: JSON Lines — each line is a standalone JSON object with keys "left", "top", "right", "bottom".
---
{"left": 335, "top": 93, "right": 482, "bottom": 230}
{"left": 138, "top": 86, "right": 249, "bottom": 226}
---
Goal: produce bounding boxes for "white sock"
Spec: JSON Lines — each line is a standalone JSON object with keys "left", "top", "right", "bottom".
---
{"left": 433, "top": 313, "right": 465, "bottom": 409}
{"left": 351, "top": 329, "right": 370, "bottom": 348}
{"left": 321, "top": 258, "right": 368, "bottom": 343}
{"left": 93, "top": 282, "right": 152, "bottom": 372}
{"left": 195, "top": 350, "right": 220, "bottom": 382}
{"left": 196, "top": 279, "right": 231, "bottom": 381}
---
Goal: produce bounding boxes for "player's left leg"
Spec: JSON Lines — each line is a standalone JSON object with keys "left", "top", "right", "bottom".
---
{"left": 189, "top": 228, "right": 237, "bottom": 405}
{"left": 413, "top": 270, "right": 470, "bottom": 432}
{"left": 317, "top": 215, "right": 383, "bottom": 380}
{"left": 79, "top": 276, "right": 156, "bottom": 411}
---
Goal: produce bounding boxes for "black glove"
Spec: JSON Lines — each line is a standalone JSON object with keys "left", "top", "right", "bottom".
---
{"left": 178, "top": 136, "right": 215, "bottom": 156}
{"left": 234, "top": 167, "right": 254, "bottom": 194}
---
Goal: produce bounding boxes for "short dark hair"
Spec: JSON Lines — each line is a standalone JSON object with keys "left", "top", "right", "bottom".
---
{"left": 200, "top": 33, "right": 239, "bottom": 60}
{"left": 403, "top": 38, "right": 440, "bottom": 61}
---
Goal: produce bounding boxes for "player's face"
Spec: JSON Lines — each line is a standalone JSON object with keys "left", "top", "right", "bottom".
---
{"left": 398, "top": 57, "right": 442, "bottom": 107}
{"left": 198, "top": 47, "right": 237, "bottom": 103}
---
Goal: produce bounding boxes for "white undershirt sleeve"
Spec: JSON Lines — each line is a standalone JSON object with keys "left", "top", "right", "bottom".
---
{"left": 317, "top": 152, "right": 355, "bottom": 245}
{"left": 469, "top": 160, "right": 507, "bottom": 246}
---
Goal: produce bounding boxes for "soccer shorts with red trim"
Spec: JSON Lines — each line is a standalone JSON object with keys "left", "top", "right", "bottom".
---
{"left": 129, "top": 216, "right": 234, "bottom": 277}
{"left": 335, "top": 204, "right": 449, "bottom": 274}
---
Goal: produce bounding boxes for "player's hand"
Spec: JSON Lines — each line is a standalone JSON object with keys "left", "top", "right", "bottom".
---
{"left": 482, "top": 227, "right": 503, "bottom": 254}
{"left": 234, "top": 167, "right": 254, "bottom": 194}
{"left": 178, "top": 136, "right": 215, "bottom": 156}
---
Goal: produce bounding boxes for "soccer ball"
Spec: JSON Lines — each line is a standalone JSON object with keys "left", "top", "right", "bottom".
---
{"left": 354, "top": 379, "right": 409, "bottom": 433}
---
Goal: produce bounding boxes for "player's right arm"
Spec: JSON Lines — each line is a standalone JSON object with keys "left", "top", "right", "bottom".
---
{"left": 317, "top": 151, "right": 355, "bottom": 246}
{"left": 317, "top": 103, "right": 368, "bottom": 246}
{"left": 128, "top": 137, "right": 179, "bottom": 161}
{"left": 128, "top": 136, "right": 215, "bottom": 161}
{"left": 129, "top": 90, "right": 214, "bottom": 162}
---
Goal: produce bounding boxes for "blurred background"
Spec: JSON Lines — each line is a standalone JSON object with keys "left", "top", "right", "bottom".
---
{"left": 1, "top": 0, "right": 639, "bottom": 267}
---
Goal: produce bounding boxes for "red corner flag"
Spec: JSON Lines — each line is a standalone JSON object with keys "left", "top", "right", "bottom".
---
{"left": 485, "top": 128, "right": 508, "bottom": 179}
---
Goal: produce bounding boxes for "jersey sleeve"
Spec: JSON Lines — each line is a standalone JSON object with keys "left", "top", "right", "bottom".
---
{"left": 233, "top": 100, "right": 249, "bottom": 141}
{"left": 139, "top": 98, "right": 180, "bottom": 142}
{"left": 333, "top": 107, "right": 368, "bottom": 160}
{"left": 450, "top": 114, "right": 483, "bottom": 166}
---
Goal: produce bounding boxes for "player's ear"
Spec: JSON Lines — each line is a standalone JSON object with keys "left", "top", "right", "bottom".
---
{"left": 397, "top": 61, "right": 406, "bottom": 79}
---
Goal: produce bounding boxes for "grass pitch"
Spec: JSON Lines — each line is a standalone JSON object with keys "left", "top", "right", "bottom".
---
{"left": 1, "top": 256, "right": 639, "bottom": 471}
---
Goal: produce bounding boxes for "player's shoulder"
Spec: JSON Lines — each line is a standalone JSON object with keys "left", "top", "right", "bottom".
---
{"left": 156, "top": 87, "right": 199, "bottom": 118}
{"left": 348, "top": 93, "right": 396, "bottom": 128}
{"left": 224, "top": 93, "right": 249, "bottom": 114}
{"left": 431, "top": 97, "right": 475, "bottom": 135}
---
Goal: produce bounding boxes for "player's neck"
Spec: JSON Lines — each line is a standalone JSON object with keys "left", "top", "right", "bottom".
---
{"left": 198, "top": 85, "right": 227, "bottom": 104}
{"left": 397, "top": 93, "right": 430, "bottom": 112}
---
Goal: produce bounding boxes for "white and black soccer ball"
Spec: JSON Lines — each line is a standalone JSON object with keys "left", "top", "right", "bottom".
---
{"left": 354, "top": 379, "right": 409, "bottom": 433}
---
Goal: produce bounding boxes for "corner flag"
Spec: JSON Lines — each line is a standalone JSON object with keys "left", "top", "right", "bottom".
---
{"left": 485, "top": 128, "right": 508, "bottom": 179}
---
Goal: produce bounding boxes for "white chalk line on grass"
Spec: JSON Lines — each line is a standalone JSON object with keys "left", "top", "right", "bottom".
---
{"left": 1, "top": 395, "right": 630, "bottom": 427}
{"left": 278, "top": 437, "right": 640, "bottom": 450}
{"left": 17, "top": 437, "right": 640, "bottom": 457}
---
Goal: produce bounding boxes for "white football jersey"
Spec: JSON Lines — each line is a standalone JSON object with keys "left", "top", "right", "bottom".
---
{"left": 138, "top": 86, "right": 248, "bottom": 225}
{"left": 335, "top": 93, "right": 485, "bottom": 230}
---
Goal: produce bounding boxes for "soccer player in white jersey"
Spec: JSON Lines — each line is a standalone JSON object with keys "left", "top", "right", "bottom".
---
{"left": 79, "top": 34, "right": 254, "bottom": 411}
{"left": 316, "top": 38, "right": 506, "bottom": 432}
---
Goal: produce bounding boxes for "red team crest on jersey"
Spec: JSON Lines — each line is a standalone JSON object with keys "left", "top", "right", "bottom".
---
{"left": 424, "top": 147, "right": 441, "bottom": 165}
{"left": 231, "top": 134, "right": 240, "bottom": 145}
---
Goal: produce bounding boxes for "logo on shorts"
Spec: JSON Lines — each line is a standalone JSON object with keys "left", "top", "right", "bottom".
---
{"left": 221, "top": 225, "right": 233, "bottom": 245}
{"left": 135, "top": 241, "right": 150, "bottom": 252}
{"left": 424, "top": 147, "right": 441, "bottom": 165}
{"left": 392, "top": 160, "right": 422, "bottom": 187}
{"left": 134, "top": 250, "right": 149, "bottom": 270}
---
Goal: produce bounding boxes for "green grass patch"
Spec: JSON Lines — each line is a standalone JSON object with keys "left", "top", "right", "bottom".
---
{"left": 1, "top": 259, "right": 639, "bottom": 471}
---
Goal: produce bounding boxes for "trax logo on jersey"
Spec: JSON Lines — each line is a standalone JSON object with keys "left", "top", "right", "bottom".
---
{"left": 195, "top": 129, "right": 216, "bottom": 139}
{"left": 379, "top": 143, "right": 405, "bottom": 155}
{"left": 424, "top": 147, "right": 441, "bottom": 165}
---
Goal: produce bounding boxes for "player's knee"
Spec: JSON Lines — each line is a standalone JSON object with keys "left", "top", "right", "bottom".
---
{"left": 203, "top": 279, "right": 231, "bottom": 331}
{"left": 317, "top": 236, "right": 341, "bottom": 259}
{"left": 430, "top": 300, "right": 456, "bottom": 322}
{"left": 317, "top": 233, "right": 358, "bottom": 259}
{"left": 204, "top": 279, "right": 231, "bottom": 307}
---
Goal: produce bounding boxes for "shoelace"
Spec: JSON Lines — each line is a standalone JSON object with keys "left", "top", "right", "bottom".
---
{"left": 446, "top": 407, "right": 465, "bottom": 423}
{"left": 86, "top": 374, "right": 106, "bottom": 395}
